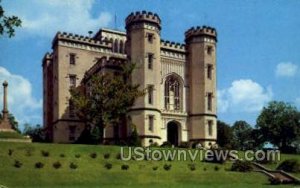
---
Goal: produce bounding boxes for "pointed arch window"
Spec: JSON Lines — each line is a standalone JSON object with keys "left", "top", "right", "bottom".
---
{"left": 165, "top": 75, "right": 181, "bottom": 110}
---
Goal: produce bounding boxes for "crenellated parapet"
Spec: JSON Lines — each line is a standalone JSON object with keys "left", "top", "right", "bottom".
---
{"left": 185, "top": 26, "right": 217, "bottom": 42}
{"left": 125, "top": 10, "right": 161, "bottom": 30}
{"left": 160, "top": 39, "right": 186, "bottom": 53}
{"left": 52, "top": 32, "right": 111, "bottom": 49}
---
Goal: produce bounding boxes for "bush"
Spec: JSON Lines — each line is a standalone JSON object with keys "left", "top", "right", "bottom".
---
{"left": 41, "top": 150, "right": 49, "bottom": 157}
{"left": 69, "top": 162, "right": 78, "bottom": 169}
{"left": 163, "top": 164, "right": 172, "bottom": 171}
{"left": 60, "top": 154, "right": 65, "bottom": 158}
{"left": 103, "top": 153, "right": 110, "bottom": 159}
{"left": 8, "top": 149, "right": 13, "bottom": 156}
{"left": 121, "top": 164, "right": 129, "bottom": 170}
{"left": 161, "top": 141, "right": 172, "bottom": 148}
{"left": 128, "top": 125, "right": 141, "bottom": 146}
{"left": 214, "top": 166, "right": 220, "bottom": 171}
{"left": 116, "top": 153, "right": 121, "bottom": 160}
{"left": 179, "top": 142, "right": 190, "bottom": 148}
{"left": 53, "top": 161, "right": 62, "bottom": 169}
{"left": 203, "top": 167, "right": 207, "bottom": 171}
{"left": 231, "top": 160, "right": 253, "bottom": 172}
{"left": 104, "top": 163, "right": 112, "bottom": 170}
{"left": 75, "top": 154, "right": 81, "bottom": 158}
{"left": 150, "top": 142, "right": 159, "bottom": 147}
{"left": 188, "top": 163, "right": 196, "bottom": 171}
{"left": 276, "top": 159, "right": 300, "bottom": 173}
{"left": 153, "top": 166, "right": 158, "bottom": 171}
{"left": 14, "top": 160, "right": 22, "bottom": 168}
{"left": 90, "top": 153, "right": 97, "bottom": 159}
{"left": 35, "top": 162, "right": 44, "bottom": 169}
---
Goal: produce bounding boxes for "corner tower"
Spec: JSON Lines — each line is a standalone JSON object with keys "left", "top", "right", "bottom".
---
{"left": 125, "top": 11, "right": 162, "bottom": 145}
{"left": 185, "top": 26, "right": 217, "bottom": 147}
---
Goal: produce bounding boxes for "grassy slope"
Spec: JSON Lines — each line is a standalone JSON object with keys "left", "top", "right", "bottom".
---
{"left": 0, "top": 142, "right": 298, "bottom": 188}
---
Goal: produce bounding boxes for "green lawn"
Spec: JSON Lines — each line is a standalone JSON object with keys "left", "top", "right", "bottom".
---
{"left": 0, "top": 142, "right": 298, "bottom": 188}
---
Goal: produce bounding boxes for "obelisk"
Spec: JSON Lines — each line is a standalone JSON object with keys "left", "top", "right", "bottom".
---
{"left": 0, "top": 81, "right": 14, "bottom": 131}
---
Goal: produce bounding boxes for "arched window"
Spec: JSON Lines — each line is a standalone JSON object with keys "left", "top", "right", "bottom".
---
{"left": 165, "top": 75, "right": 181, "bottom": 110}
{"left": 114, "top": 39, "right": 119, "bottom": 53}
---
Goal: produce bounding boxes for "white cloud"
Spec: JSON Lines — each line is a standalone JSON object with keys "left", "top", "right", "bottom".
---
{"left": 5, "top": 0, "right": 112, "bottom": 37}
{"left": 0, "top": 67, "right": 42, "bottom": 126}
{"left": 275, "top": 62, "right": 298, "bottom": 77}
{"left": 218, "top": 79, "right": 273, "bottom": 113}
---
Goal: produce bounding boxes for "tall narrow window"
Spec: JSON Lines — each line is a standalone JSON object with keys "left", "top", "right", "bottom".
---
{"left": 165, "top": 75, "right": 181, "bottom": 110}
{"left": 207, "top": 64, "right": 212, "bottom": 79}
{"left": 148, "top": 85, "right": 154, "bottom": 104}
{"left": 147, "top": 33, "right": 154, "bottom": 43}
{"left": 148, "top": 53, "right": 153, "bottom": 69}
{"left": 69, "top": 75, "right": 76, "bottom": 88}
{"left": 69, "top": 125, "right": 76, "bottom": 141}
{"left": 69, "top": 100, "right": 75, "bottom": 118}
{"left": 149, "top": 115, "right": 154, "bottom": 131}
{"left": 208, "top": 120, "right": 213, "bottom": 136}
{"left": 207, "top": 46, "right": 213, "bottom": 55}
{"left": 207, "top": 92, "right": 212, "bottom": 111}
{"left": 69, "top": 53, "right": 76, "bottom": 65}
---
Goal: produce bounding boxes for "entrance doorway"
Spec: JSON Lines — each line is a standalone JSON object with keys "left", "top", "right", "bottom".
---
{"left": 167, "top": 121, "right": 180, "bottom": 146}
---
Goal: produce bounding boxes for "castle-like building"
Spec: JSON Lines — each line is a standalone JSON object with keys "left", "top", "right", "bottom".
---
{"left": 43, "top": 11, "right": 217, "bottom": 147}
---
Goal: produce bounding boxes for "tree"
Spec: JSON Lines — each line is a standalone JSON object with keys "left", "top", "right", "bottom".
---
{"left": 0, "top": 0, "right": 22, "bottom": 37}
{"left": 23, "top": 124, "right": 46, "bottom": 142}
{"left": 256, "top": 101, "right": 300, "bottom": 153}
{"left": 70, "top": 63, "right": 145, "bottom": 144}
{"left": 217, "top": 120, "right": 233, "bottom": 149}
{"left": 231, "top": 120, "right": 253, "bottom": 150}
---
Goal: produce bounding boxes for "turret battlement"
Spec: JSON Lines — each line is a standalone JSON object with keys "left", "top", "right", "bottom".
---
{"left": 52, "top": 32, "right": 111, "bottom": 48}
{"left": 185, "top": 26, "right": 217, "bottom": 41}
{"left": 160, "top": 39, "right": 186, "bottom": 52}
{"left": 125, "top": 11, "right": 161, "bottom": 29}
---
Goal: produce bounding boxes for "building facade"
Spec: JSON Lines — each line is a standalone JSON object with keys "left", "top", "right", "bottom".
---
{"left": 43, "top": 11, "right": 217, "bottom": 147}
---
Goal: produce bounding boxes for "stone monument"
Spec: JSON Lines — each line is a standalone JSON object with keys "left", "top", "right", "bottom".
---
{"left": 0, "top": 81, "right": 14, "bottom": 132}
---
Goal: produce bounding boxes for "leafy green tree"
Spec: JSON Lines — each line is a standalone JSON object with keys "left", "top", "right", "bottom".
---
{"left": 217, "top": 120, "right": 233, "bottom": 149}
{"left": 0, "top": 0, "right": 22, "bottom": 37}
{"left": 256, "top": 101, "right": 300, "bottom": 153}
{"left": 70, "top": 63, "right": 145, "bottom": 144}
{"left": 231, "top": 120, "right": 253, "bottom": 150}
{"left": 23, "top": 124, "right": 46, "bottom": 142}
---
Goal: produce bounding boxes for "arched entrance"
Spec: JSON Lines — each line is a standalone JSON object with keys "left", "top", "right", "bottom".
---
{"left": 167, "top": 121, "right": 180, "bottom": 146}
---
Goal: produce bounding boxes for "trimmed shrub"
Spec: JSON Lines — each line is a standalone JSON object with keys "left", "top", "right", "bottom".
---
{"left": 8, "top": 149, "right": 13, "bottom": 156}
{"left": 203, "top": 167, "right": 207, "bottom": 171}
{"left": 60, "top": 154, "right": 65, "bottom": 158}
{"left": 69, "top": 162, "right": 78, "bottom": 169}
{"left": 163, "top": 164, "right": 172, "bottom": 171}
{"left": 150, "top": 142, "right": 159, "bottom": 147}
{"left": 90, "top": 153, "right": 97, "bottom": 159}
{"left": 116, "top": 153, "right": 121, "bottom": 160}
{"left": 35, "top": 162, "right": 44, "bottom": 169}
{"left": 14, "top": 160, "right": 22, "bottom": 168}
{"left": 41, "top": 150, "right": 49, "bottom": 157}
{"left": 231, "top": 160, "right": 253, "bottom": 172}
{"left": 153, "top": 166, "right": 158, "bottom": 171}
{"left": 276, "top": 159, "right": 300, "bottom": 173}
{"left": 214, "top": 166, "right": 220, "bottom": 171}
{"left": 121, "top": 164, "right": 129, "bottom": 170}
{"left": 188, "top": 163, "right": 196, "bottom": 171}
{"left": 53, "top": 161, "right": 62, "bottom": 169}
{"left": 75, "top": 154, "right": 81, "bottom": 158}
{"left": 104, "top": 153, "right": 110, "bottom": 159}
{"left": 104, "top": 163, "right": 112, "bottom": 170}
